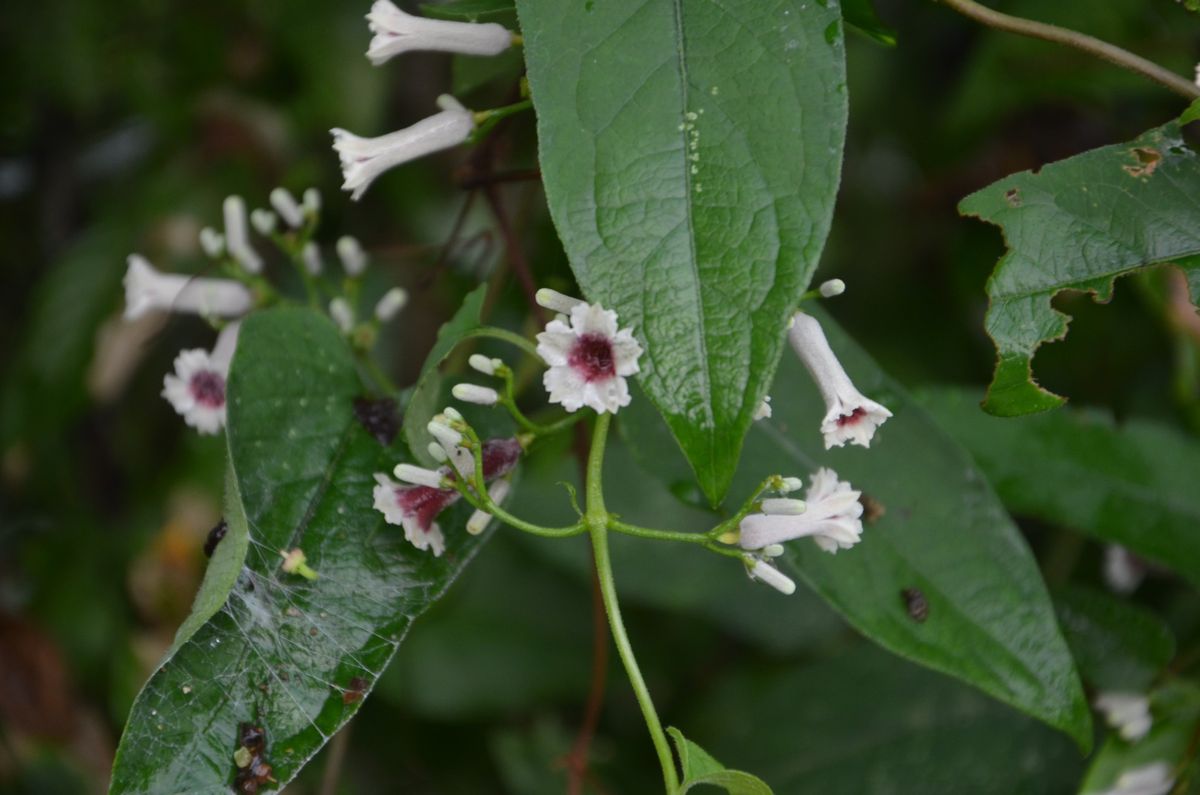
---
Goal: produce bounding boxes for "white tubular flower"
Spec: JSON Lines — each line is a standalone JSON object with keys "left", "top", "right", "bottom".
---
{"left": 1094, "top": 693, "right": 1153, "bottom": 742}
{"left": 332, "top": 95, "right": 474, "bottom": 201}
{"left": 747, "top": 558, "right": 796, "bottom": 595}
{"left": 819, "top": 278, "right": 845, "bottom": 298}
{"left": 337, "top": 236, "right": 368, "bottom": 277}
{"left": 427, "top": 417, "right": 463, "bottom": 450}
{"left": 161, "top": 322, "right": 240, "bottom": 435}
{"left": 452, "top": 383, "right": 500, "bottom": 406}
{"left": 535, "top": 288, "right": 586, "bottom": 316}
{"left": 466, "top": 479, "right": 510, "bottom": 535}
{"left": 303, "top": 187, "right": 321, "bottom": 215}
{"left": 777, "top": 476, "right": 805, "bottom": 494}
{"left": 250, "top": 209, "right": 277, "bottom": 236}
{"left": 375, "top": 287, "right": 408, "bottom": 322}
{"left": 365, "top": 0, "right": 512, "bottom": 65}
{"left": 270, "top": 187, "right": 305, "bottom": 229}
{"left": 1104, "top": 545, "right": 1146, "bottom": 595}
{"left": 329, "top": 298, "right": 354, "bottom": 333}
{"left": 1086, "top": 762, "right": 1174, "bottom": 795}
{"left": 789, "top": 312, "right": 892, "bottom": 449}
{"left": 198, "top": 227, "right": 225, "bottom": 258}
{"left": 223, "top": 196, "right": 263, "bottom": 274}
{"left": 535, "top": 301, "right": 643, "bottom": 414}
{"left": 469, "top": 354, "right": 502, "bottom": 376}
{"left": 739, "top": 468, "right": 864, "bottom": 554}
{"left": 393, "top": 463, "right": 446, "bottom": 489}
{"left": 752, "top": 396, "right": 772, "bottom": 421}
{"left": 372, "top": 472, "right": 454, "bottom": 556}
{"left": 123, "top": 255, "right": 252, "bottom": 320}
{"left": 301, "top": 242, "right": 323, "bottom": 276}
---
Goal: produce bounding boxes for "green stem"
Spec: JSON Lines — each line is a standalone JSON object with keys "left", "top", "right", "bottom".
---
{"left": 937, "top": 0, "right": 1200, "bottom": 99}
{"left": 359, "top": 355, "right": 400, "bottom": 398}
{"left": 585, "top": 415, "right": 680, "bottom": 794}
{"left": 471, "top": 326, "right": 542, "bottom": 360}
{"left": 607, "top": 518, "right": 710, "bottom": 545}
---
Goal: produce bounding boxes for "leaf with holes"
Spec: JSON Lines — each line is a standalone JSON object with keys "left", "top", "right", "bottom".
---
{"left": 959, "top": 116, "right": 1200, "bottom": 416}
{"left": 110, "top": 308, "right": 490, "bottom": 793}
{"left": 516, "top": 0, "right": 848, "bottom": 505}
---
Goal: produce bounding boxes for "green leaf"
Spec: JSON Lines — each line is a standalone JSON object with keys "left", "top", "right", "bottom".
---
{"left": 1079, "top": 681, "right": 1200, "bottom": 795}
{"left": 918, "top": 387, "right": 1200, "bottom": 587}
{"left": 842, "top": 0, "right": 896, "bottom": 45}
{"left": 669, "top": 728, "right": 774, "bottom": 795}
{"left": 1054, "top": 586, "right": 1175, "bottom": 692}
{"left": 110, "top": 308, "right": 489, "bottom": 793}
{"left": 685, "top": 643, "right": 1084, "bottom": 795}
{"left": 421, "top": 0, "right": 516, "bottom": 25}
{"left": 405, "top": 285, "right": 488, "bottom": 467}
{"left": 959, "top": 118, "right": 1200, "bottom": 416}
{"left": 621, "top": 310, "right": 1091, "bottom": 748}
{"left": 516, "top": 0, "right": 848, "bottom": 505}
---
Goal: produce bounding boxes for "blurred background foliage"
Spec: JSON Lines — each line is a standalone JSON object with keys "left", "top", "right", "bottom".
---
{"left": 1, "top": 0, "right": 1198, "bottom": 792}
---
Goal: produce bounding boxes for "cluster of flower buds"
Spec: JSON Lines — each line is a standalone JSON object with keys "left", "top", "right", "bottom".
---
{"left": 374, "top": 406, "right": 521, "bottom": 556}
{"left": 733, "top": 468, "right": 865, "bottom": 594}
{"left": 332, "top": 0, "right": 523, "bottom": 199}
{"left": 123, "top": 188, "right": 406, "bottom": 435}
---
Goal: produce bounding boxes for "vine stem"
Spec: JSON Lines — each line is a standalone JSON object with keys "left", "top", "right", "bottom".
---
{"left": 585, "top": 414, "right": 680, "bottom": 794}
{"left": 937, "top": 0, "right": 1200, "bottom": 100}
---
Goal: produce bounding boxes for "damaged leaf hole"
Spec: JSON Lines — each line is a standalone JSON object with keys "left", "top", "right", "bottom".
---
{"left": 1122, "top": 147, "right": 1162, "bottom": 178}
{"left": 1004, "top": 187, "right": 1021, "bottom": 208}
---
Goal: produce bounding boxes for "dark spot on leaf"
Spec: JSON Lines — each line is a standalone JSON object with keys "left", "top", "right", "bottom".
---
{"left": 859, "top": 494, "right": 886, "bottom": 524}
{"left": 1004, "top": 188, "right": 1021, "bottom": 208}
{"left": 353, "top": 396, "right": 400, "bottom": 445}
{"left": 342, "top": 676, "right": 368, "bottom": 705}
{"left": 308, "top": 627, "right": 319, "bottom": 637}
{"left": 234, "top": 723, "right": 275, "bottom": 793}
{"left": 203, "top": 520, "right": 228, "bottom": 558}
{"left": 901, "top": 588, "right": 928, "bottom": 623}
{"left": 1122, "top": 147, "right": 1161, "bottom": 178}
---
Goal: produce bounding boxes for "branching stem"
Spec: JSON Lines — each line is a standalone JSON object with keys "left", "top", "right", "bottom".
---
{"left": 937, "top": 0, "right": 1200, "bottom": 99}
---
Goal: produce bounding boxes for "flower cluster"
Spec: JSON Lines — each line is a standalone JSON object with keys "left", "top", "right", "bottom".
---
{"left": 123, "top": 187, "right": 406, "bottom": 435}
{"left": 332, "top": 0, "right": 521, "bottom": 199}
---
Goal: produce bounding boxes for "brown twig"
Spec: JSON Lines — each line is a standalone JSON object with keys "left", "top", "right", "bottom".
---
{"left": 483, "top": 184, "right": 547, "bottom": 325}
{"left": 937, "top": 0, "right": 1200, "bottom": 99}
{"left": 318, "top": 722, "right": 352, "bottom": 795}
{"left": 457, "top": 168, "right": 542, "bottom": 190}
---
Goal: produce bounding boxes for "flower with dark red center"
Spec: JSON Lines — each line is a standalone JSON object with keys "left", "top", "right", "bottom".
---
{"left": 536, "top": 301, "right": 642, "bottom": 414}
{"left": 161, "top": 322, "right": 240, "bottom": 435}
{"left": 788, "top": 311, "right": 892, "bottom": 449}
{"left": 375, "top": 436, "right": 523, "bottom": 555}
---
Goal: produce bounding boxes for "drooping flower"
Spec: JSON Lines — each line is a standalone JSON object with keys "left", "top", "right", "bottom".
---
{"left": 375, "top": 437, "right": 523, "bottom": 555}
{"left": 161, "top": 322, "right": 240, "bottom": 435}
{"left": 1094, "top": 692, "right": 1153, "bottom": 742}
{"left": 365, "top": 0, "right": 513, "bottom": 65}
{"left": 739, "top": 467, "right": 864, "bottom": 554}
{"left": 1086, "top": 761, "right": 1174, "bottom": 795}
{"left": 535, "top": 300, "right": 643, "bottom": 414}
{"left": 124, "top": 255, "right": 253, "bottom": 320}
{"left": 332, "top": 96, "right": 474, "bottom": 201}
{"left": 788, "top": 311, "right": 892, "bottom": 449}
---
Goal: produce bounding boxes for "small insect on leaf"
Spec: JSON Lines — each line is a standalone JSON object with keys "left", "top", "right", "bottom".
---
{"left": 203, "top": 520, "right": 228, "bottom": 558}
{"left": 901, "top": 587, "right": 929, "bottom": 623}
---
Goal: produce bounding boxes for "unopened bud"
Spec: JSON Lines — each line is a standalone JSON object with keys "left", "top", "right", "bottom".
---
{"left": 250, "top": 208, "right": 277, "bottom": 236}
{"left": 303, "top": 187, "right": 321, "bottom": 215}
{"left": 394, "top": 463, "right": 445, "bottom": 489}
{"left": 468, "top": 354, "right": 502, "bottom": 376}
{"left": 452, "top": 383, "right": 500, "bottom": 406}
{"left": 337, "top": 236, "right": 368, "bottom": 277}
{"left": 270, "top": 187, "right": 305, "bottom": 228}
{"left": 374, "top": 287, "right": 408, "bottom": 322}
{"left": 302, "top": 242, "right": 323, "bottom": 276}
{"left": 329, "top": 298, "right": 354, "bottom": 333}
{"left": 535, "top": 288, "right": 584, "bottom": 315}
{"left": 819, "top": 279, "right": 845, "bottom": 298}
{"left": 199, "top": 227, "right": 225, "bottom": 258}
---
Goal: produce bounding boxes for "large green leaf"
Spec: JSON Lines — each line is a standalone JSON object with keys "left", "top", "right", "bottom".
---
{"left": 685, "top": 644, "right": 1083, "bottom": 795}
{"left": 619, "top": 310, "right": 1091, "bottom": 748}
{"left": 110, "top": 309, "right": 488, "bottom": 793}
{"left": 1054, "top": 586, "right": 1175, "bottom": 692}
{"left": 516, "top": 0, "right": 848, "bottom": 505}
{"left": 919, "top": 387, "right": 1200, "bottom": 587}
{"left": 959, "top": 117, "right": 1200, "bottom": 416}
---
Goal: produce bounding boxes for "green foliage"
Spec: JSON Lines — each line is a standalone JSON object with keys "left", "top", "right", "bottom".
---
{"left": 669, "top": 728, "right": 773, "bottom": 795}
{"left": 685, "top": 644, "right": 1084, "bottom": 795}
{"left": 620, "top": 310, "right": 1091, "bottom": 748}
{"left": 109, "top": 309, "right": 490, "bottom": 793}
{"left": 959, "top": 117, "right": 1200, "bottom": 416}
{"left": 842, "top": 0, "right": 896, "bottom": 46}
{"left": 919, "top": 388, "right": 1200, "bottom": 586}
{"left": 1054, "top": 586, "right": 1176, "bottom": 692}
{"left": 516, "top": 0, "right": 848, "bottom": 505}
